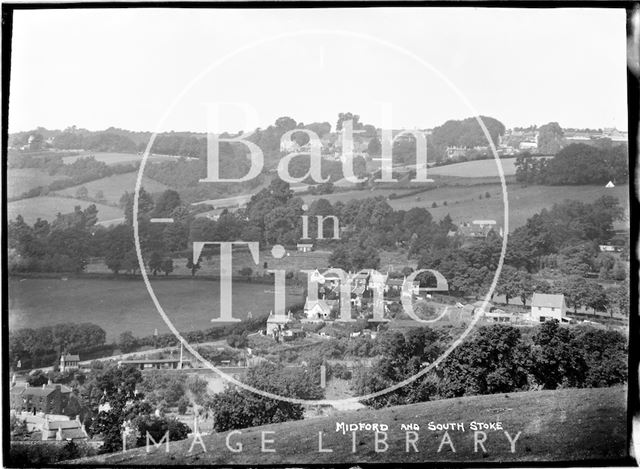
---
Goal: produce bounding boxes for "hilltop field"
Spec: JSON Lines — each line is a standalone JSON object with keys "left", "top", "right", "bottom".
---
{"left": 74, "top": 385, "right": 629, "bottom": 465}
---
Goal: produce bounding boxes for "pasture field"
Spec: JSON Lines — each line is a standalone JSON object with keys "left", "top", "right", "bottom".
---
{"left": 77, "top": 386, "right": 629, "bottom": 465}
{"left": 7, "top": 196, "right": 124, "bottom": 224}
{"left": 7, "top": 168, "right": 70, "bottom": 199}
{"left": 55, "top": 172, "right": 169, "bottom": 205}
{"left": 428, "top": 157, "right": 519, "bottom": 177}
{"left": 427, "top": 156, "right": 550, "bottom": 178}
{"left": 61, "top": 152, "right": 184, "bottom": 165}
{"left": 8, "top": 276, "right": 304, "bottom": 341}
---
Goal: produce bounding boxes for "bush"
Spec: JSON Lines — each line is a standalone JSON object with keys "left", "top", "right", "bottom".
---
{"left": 331, "top": 363, "right": 352, "bottom": 380}
{"left": 177, "top": 396, "right": 189, "bottom": 415}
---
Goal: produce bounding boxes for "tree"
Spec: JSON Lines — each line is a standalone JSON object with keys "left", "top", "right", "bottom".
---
{"left": 104, "top": 225, "right": 134, "bottom": 274}
{"left": 584, "top": 282, "right": 608, "bottom": 315}
{"left": 186, "top": 257, "right": 201, "bottom": 277}
{"left": 206, "top": 362, "right": 323, "bottom": 432}
{"left": 572, "top": 328, "right": 627, "bottom": 387}
{"left": 530, "top": 321, "right": 587, "bottom": 389}
{"left": 367, "top": 136, "right": 381, "bottom": 156}
{"left": 75, "top": 186, "right": 89, "bottom": 200}
{"left": 118, "top": 331, "right": 138, "bottom": 353}
{"left": 537, "top": 122, "right": 564, "bottom": 155}
{"left": 437, "top": 325, "right": 530, "bottom": 398}
{"left": 160, "top": 258, "right": 174, "bottom": 276}
{"left": 27, "top": 370, "right": 49, "bottom": 387}
{"left": 239, "top": 267, "right": 253, "bottom": 281}
{"left": 336, "top": 112, "right": 363, "bottom": 132}
{"left": 148, "top": 252, "right": 163, "bottom": 276}
{"left": 152, "top": 190, "right": 181, "bottom": 218}
{"left": 560, "top": 276, "right": 591, "bottom": 313}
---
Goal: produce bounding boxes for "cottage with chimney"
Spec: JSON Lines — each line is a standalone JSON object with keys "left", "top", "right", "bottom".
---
{"left": 42, "top": 416, "right": 88, "bottom": 441}
{"left": 530, "top": 293, "right": 568, "bottom": 322}
{"left": 10, "top": 382, "right": 73, "bottom": 415}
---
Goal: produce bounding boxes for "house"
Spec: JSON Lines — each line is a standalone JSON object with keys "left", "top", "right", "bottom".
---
{"left": 117, "top": 358, "right": 191, "bottom": 370}
{"left": 303, "top": 299, "right": 333, "bottom": 321}
{"left": 10, "top": 383, "right": 73, "bottom": 415}
{"left": 297, "top": 243, "right": 313, "bottom": 253}
{"left": 42, "top": 416, "right": 88, "bottom": 441}
{"left": 450, "top": 222, "right": 500, "bottom": 240}
{"left": 60, "top": 353, "right": 80, "bottom": 372}
{"left": 530, "top": 293, "right": 567, "bottom": 322}
{"left": 266, "top": 311, "right": 293, "bottom": 335}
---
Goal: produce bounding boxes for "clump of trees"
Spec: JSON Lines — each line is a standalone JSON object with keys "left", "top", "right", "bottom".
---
{"left": 353, "top": 322, "right": 627, "bottom": 409}
{"left": 515, "top": 143, "right": 628, "bottom": 185}
{"left": 206, "top": 362, "right": 323, "bottom": 432}
{"left": 9, "top": 323, "right": 107, "bottom": 370}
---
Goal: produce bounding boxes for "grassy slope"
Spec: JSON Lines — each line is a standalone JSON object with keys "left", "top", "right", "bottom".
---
{"left": 7, "top": 196, "right": 124, "bottom": 224}
{"left": 77, "top": 386, "right": 629, "bottom": 465}
{"left": 7, "top": 168, "right": 71, "bottom": 199}
{"left": 428, "top": 158, "right": 519, "bottom": 177}
{"left": 303, "top": 183, "right": 629, "bottom": 230}
{"left": 54, "top": 172, "right": 169, "bottom": 205}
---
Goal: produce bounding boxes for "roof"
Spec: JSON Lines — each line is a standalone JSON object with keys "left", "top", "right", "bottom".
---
{"left": 305, "top": 299, "right": 332, "bottom": 314}
{"left": 62, "top": 354, "right": 80, "bottom": 361}
{"left": 531, "top": 293, "right": 565, "bottom": 309}
{"left": 47, "top": 420, "right": 81, "bottom": 430}
{"left": 60, "top": 428, "right": 88, "bottom": 440}
{"left": 23, "top": 387, "right": 56, "bottom": 397}
{"left": 267, "top": 314, "right": 292, "bottom": 323}
{"left": 10, "top": 386, "right": 26, "bottom": 395}
{"left": 387, "top": 279, "right": 404, "bottom": 286}
{"left": 118, "top": 359, "right": 185, "bottom": 364}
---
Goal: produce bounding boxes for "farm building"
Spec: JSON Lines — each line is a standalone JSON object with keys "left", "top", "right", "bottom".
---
{"left": 529, "top": 293, "right": 567, "bottom": 322}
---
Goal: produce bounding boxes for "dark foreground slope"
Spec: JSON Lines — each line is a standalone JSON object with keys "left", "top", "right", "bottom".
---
{"left": 74, "top": 386, "right": 630, "bottom": 465}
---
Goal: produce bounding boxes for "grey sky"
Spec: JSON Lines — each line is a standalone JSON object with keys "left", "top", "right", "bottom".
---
{"left": 9, "top": 7, "right": 628, "bottom": 133}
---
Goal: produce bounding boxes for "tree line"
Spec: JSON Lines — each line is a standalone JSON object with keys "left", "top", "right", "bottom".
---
{"left": 515, "top": 143, "right": 628, "bottom": 185}
{"left": 353, "top": 321, "right": 627, "bottom": 409}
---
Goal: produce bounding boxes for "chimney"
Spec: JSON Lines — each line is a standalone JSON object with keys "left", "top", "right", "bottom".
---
{"left": 42, "top": 384, "right": 45, "bottom": 389}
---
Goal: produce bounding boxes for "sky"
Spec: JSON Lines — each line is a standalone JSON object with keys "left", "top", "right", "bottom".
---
{"left": 8, "top": 7, "right": 629, "bottom": 134}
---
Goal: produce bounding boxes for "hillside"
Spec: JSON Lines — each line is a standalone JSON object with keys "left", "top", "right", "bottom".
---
{"left": 7, "top": 168, "right": 71, "bottom": 199}
{"left": 7, "top": 196, "right": 123, "bottom": 224}
{"left": 75, "top": 386, "right": 629, "bottom": 465}
{"left": 302, "top": 182, "right": 629, "bottom": 230}
{"left": 54, "top": 172, "right": 169, "bottom": 205}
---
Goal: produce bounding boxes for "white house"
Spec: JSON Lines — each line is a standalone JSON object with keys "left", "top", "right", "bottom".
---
{"left": 530, "top": 293, "right": 567, "bottom": 322}
{"left": 303, "top": 299, "right": 332, "bottom": 321}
